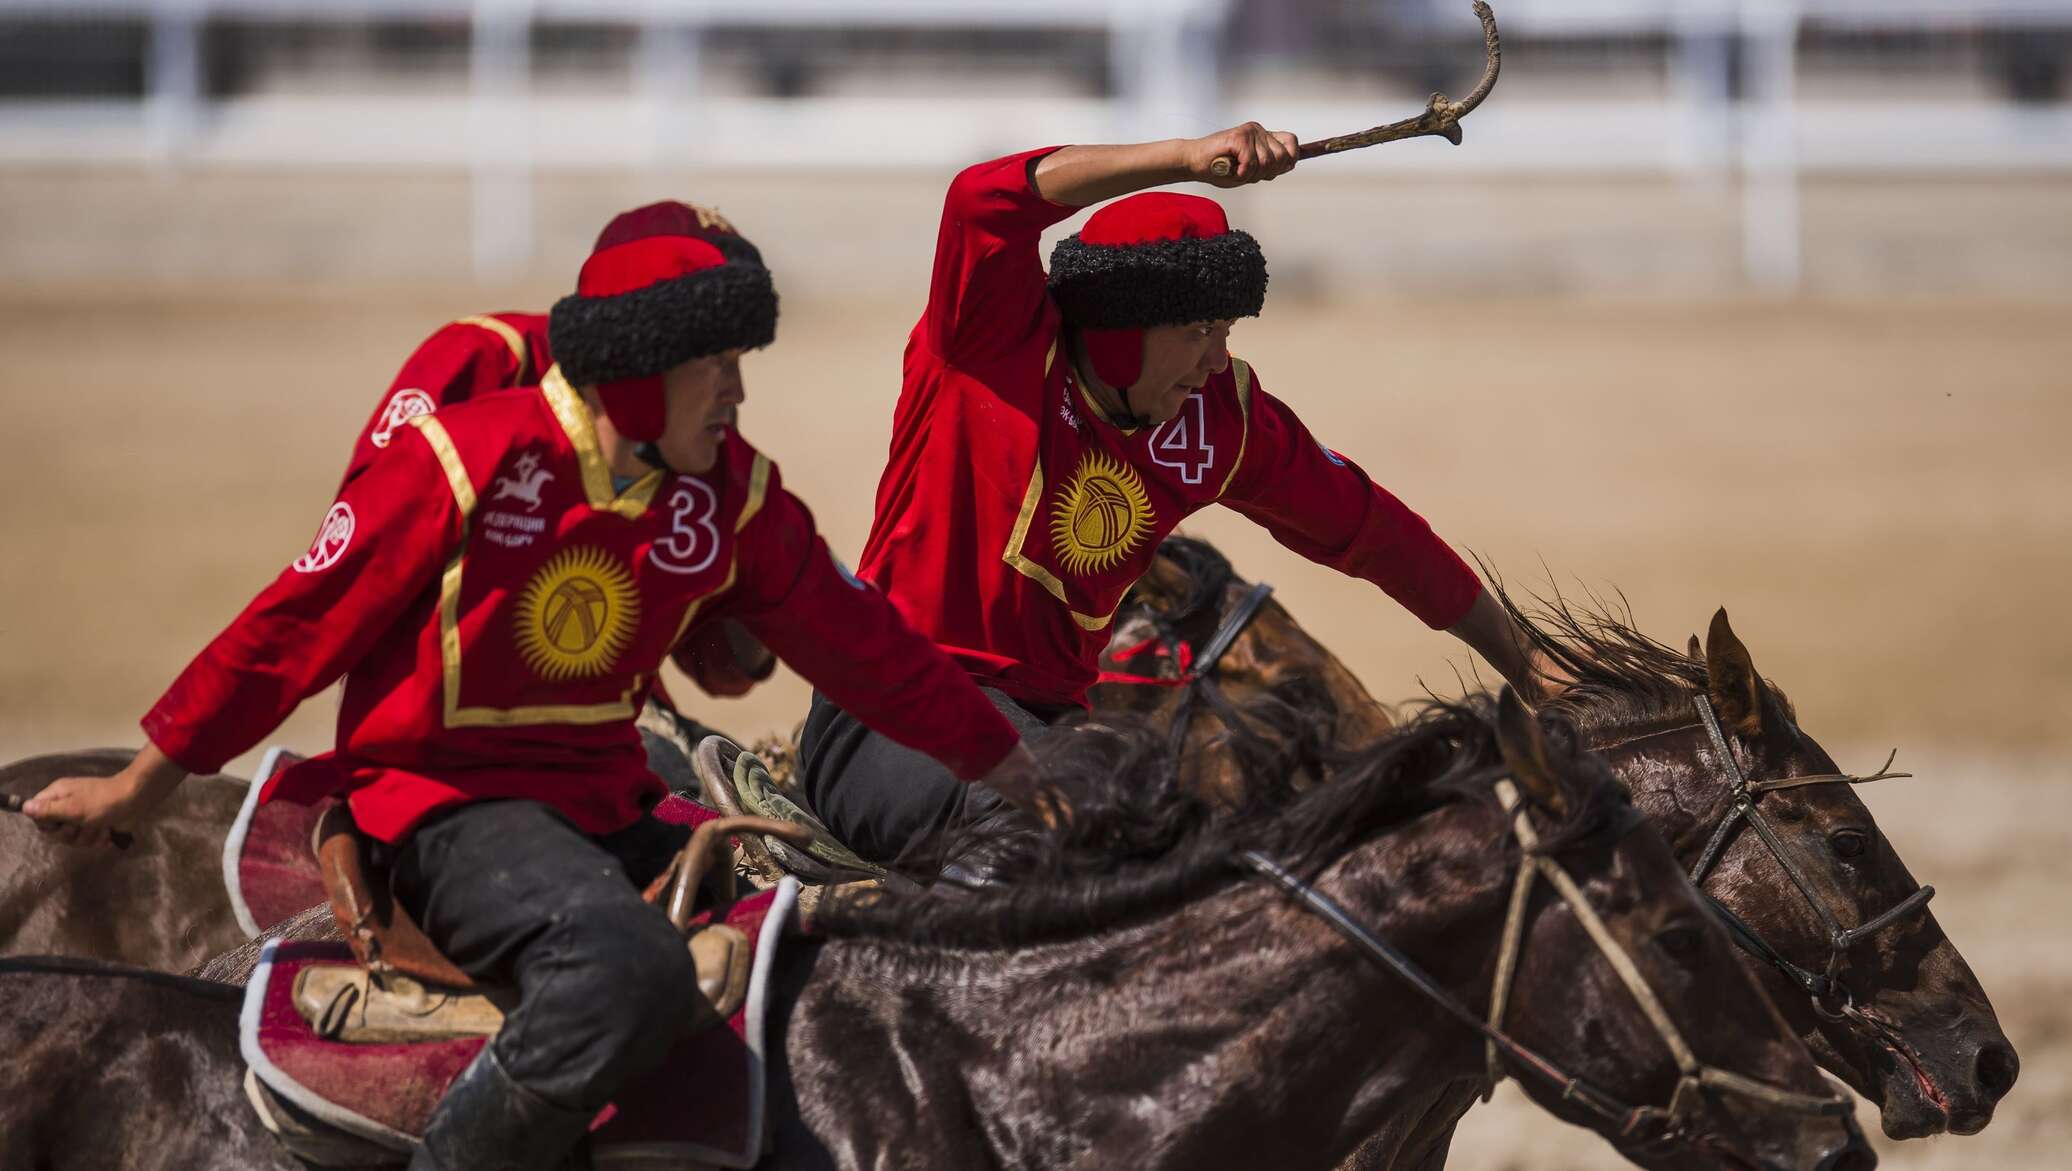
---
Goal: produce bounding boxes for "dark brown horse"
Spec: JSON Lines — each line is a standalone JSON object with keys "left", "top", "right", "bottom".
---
{"left": 1511, "top": 595, "right": 2018, "bottom": 1141}
{"left": 0, "top": 694, "right": 1868, "bottom": 1171}
{"left": 0, "top": 750, "right": 252, "bottom": 973}
{"left": 1099, "top": 538, "right": 2014, "bottom": 1145}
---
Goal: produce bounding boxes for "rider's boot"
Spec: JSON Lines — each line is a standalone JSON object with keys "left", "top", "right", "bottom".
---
{"left": 407, "top": 1046, "right": 595, "bottom": 1171}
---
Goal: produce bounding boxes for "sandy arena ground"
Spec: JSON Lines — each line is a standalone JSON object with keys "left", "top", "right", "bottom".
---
{"left": 0, "top": 286, "right": 2066, "bottom": 1166}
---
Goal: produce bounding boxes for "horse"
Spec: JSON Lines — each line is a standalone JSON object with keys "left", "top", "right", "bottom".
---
{"left": 1091, "top": 538, "right": 2015, "bottom": 1145}
{"left": 0, "top": 691, "right": 1870, "bottom": 1171}
{"left": 0, "top": 749, "right": 252, "bottom": 973}
{"left": 1509, "top": 593, "right": 2018, "bottom": 1141}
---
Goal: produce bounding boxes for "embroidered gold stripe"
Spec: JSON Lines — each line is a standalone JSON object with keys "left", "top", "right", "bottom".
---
{"left": 1000, "top": 456, "right": 1119, "bottom": 632}
{"left": 454, "top": 315, "right": 531, "bottom": 384}
{"left": 410, "top": 415, "right": 477, "bottom": 517}
{"left": 735, "top": 454, "right": 770, "bottom": 533}
{"left": 541, "top": 365, "right": 663, "bottom": 519}
{"left": 1215, "top": 357, "right": 1254, "bottom": 499}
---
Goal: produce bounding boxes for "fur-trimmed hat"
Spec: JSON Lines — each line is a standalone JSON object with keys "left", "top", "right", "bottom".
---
{"left": 592, "top": 200, "right": 765, "bottom": 268}
{"left": 549, "top": 235, "right": 778, "bottom": 390}
{"left": 1046, "top": 193, "right": 1267, "bottom": 330}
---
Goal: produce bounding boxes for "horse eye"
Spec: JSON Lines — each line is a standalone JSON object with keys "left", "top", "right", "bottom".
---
{"left": 1655, "top": 924, "right": 1704, "bottom": 962}
{"left": 1829, "top": 830, "right": 1869, "bottom": 860}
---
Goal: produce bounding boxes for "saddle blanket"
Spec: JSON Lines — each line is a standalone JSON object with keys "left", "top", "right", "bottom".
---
{"left": 240, "top": 878, "right": 798, "bottom": 1169}
{"left": 224, "top": 742, "right": 724, "bottom": 938}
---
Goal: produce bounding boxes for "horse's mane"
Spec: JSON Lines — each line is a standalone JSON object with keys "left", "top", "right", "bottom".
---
{"left": 817, "top": 691, "right": 1631, "bottom": 948}
{"left": 1483, "top": 572, "right": 1796, "bottom": 739}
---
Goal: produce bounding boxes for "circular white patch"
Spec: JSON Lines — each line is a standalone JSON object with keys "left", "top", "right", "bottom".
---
{"left": 292, "top": 503, "right": 356, "bottom": 574}
{"left": 371, "top": 388, "right": 438, "bottom": 448}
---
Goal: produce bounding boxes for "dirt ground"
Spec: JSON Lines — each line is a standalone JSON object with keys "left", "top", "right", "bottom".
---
{"left": 0, "top": 288, "right": 2066, "bottom": 1166}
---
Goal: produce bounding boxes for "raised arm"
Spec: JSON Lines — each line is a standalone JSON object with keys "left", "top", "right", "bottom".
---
{"left": 1031, "top": 123, "right": 1299, "bottom": 207}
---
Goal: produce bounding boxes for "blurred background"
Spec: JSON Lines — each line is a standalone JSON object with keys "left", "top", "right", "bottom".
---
{"left": 0, "top": 1, "right": 2065, "bottom": 1165}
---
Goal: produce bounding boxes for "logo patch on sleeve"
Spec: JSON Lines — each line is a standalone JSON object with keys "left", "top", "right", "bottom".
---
{"left": 291, "top": 503, "right": 356, "bottom": 574}
{"left": 370, "top": 389, "right": 437, "bottom": 448}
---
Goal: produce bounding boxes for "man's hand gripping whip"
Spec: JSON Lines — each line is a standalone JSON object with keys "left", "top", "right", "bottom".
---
{"left": 1211, "top": 1, "right": 1503, "bottom": 178}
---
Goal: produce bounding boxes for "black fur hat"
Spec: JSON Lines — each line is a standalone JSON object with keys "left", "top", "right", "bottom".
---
{"left": 550, "top": 235, "right": 777, "bottom": 387}
{"left": 1046, "top": 192, "right": 1267, "bottom": 329}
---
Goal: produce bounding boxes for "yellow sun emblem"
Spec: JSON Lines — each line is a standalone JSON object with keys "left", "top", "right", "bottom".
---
{"left": 1049, "top": 451, "right": 1155, "bottom": 576}
{"left": 513, "top": 547, "right": 641, "bottom": 680}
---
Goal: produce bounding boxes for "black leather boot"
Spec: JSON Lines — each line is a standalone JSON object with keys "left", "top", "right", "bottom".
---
{"left": 407, "top": 1047, "right": 595, "bottom": 1171}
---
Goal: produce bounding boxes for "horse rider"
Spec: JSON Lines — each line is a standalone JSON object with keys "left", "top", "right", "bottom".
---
{"left": 797, "top": 124, "right": 1561, "bottom": 867}
{"left": 25, "top": 220, "right": 1039, "bottom": 1171}
{"left": 346, "top": 201, "right": 775, "bottom": 707}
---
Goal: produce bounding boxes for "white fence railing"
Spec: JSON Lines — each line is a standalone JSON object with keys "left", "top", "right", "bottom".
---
{"left": 2, "top": 0, "right": 2067, "bottom": 287}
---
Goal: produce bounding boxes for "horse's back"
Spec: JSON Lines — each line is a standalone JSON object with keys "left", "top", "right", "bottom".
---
{"left": 0, "top": 749, "right": 250, "bottom": 971}
{"left": 0, "top": 956, "right": 300, "bottom": 1171}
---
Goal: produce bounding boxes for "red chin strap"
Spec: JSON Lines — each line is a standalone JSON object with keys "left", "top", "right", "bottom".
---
{"left": 1082, "top": 327, "right": 1145, "bottom": 395}
{"left": 597, "top": 375, "right": 668, "bottom": 442}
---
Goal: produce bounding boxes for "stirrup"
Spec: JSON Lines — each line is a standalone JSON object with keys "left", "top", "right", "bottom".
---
{"left": 693, "top": 736, "right": 884, "bottom": 887}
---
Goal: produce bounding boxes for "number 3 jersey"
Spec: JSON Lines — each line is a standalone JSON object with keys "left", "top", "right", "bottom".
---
{"left": 143, "top": 367, "right": 1021, "bottom": 842}
{"left": 854, "top": 148, "right": 1485, "bottom": 709}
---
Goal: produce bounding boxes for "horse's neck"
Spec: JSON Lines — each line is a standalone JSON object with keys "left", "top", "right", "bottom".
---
{"left": 788, "top": 810, "right": 1506, "bottom": 1170}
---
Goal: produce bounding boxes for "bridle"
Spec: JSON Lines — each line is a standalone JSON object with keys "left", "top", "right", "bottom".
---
{"left": 1241, "top": 776, "right": 1848, "bottom": 1146}
{"left": 1097, "top": 580, "right": 1275, "bottom": 691}
{"left": 1676, "top": 694, "right": 1933, "bottom": 1025}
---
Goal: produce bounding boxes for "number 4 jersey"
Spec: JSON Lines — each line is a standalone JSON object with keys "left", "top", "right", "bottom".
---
{"left": 854, "top": 148, "right": 1485, "bottom": 709}
{"left": 144, "top": 366, "right": 1020, "bottom": 842}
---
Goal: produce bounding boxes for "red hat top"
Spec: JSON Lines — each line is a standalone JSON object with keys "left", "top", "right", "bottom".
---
{"left": 1078, "top": 192, "right": 1233, "bottom": 247}
{"left": 1047, "top": 192, "right": 1267, "bottom": 332}
{"left": 592, "top": 200, "right": 763, "bottom": 267}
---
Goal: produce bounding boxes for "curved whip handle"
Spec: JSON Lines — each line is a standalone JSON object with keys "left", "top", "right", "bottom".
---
{"left": 1208, "top": 1, "right": 1501, "bottom": 179}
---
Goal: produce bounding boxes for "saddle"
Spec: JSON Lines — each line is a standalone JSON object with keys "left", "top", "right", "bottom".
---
{"left": 243, "top": 794, "right": 812, "bottom": 1170}
{"left": 303, "top": 799, "right": 804, "bottom": 1042}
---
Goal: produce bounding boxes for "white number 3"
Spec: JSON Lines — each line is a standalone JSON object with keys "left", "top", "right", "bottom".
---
{"left": 1148, "top": 393, "right": 1215, "bottom": 486}
{"left": 649, "top": 480, "right": 721, "bottom": 575}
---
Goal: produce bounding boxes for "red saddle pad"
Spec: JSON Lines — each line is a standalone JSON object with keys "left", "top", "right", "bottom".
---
{"left": 241, "top": 879, "right": 796, "bottom": 1168}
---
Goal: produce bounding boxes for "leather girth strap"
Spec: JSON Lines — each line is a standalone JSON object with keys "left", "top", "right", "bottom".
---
{"left": 314, "top": 803, "right": 476, "bottom": 991}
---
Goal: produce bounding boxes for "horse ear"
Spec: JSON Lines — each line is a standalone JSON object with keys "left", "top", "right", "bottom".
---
{"left": 1704, "top": 608, "right": 1765, "bottom": 736}
{"left": 1686, "top": 634, "right": 1703, "bottom": 660}
{"left": 1497, "top": 686, "right": 1568, "bottom": 815}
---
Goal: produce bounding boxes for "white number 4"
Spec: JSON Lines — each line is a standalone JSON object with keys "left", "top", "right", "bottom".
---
{"left": 1149, "top": 393, "right": 1214, "bottom": 486}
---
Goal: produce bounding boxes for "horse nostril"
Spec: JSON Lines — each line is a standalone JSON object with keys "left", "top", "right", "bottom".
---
{"left": 1974, "top": 1040, "right": 2019, "bottom": 1101}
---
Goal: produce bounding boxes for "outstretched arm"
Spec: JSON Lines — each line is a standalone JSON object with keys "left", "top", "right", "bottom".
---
{"left": 1446, "top": 589, "right": 1564, "bottom": 701}
{"left": 1031, "top": 123, "right": 1300, "bottom": 207}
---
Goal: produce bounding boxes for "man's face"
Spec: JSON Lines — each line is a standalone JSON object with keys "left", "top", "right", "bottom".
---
{"left": 1130, "top": 320, "right": 1235, "bottom": 423}
{"left": 655, "top": 348, "right": 747, "bottom": 474}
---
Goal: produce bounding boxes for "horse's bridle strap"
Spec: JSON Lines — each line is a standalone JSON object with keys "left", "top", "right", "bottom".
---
{"left": 1244, "top": 775, "right": 1849, "bottom": 1146}
{"left": 1686, "top": 695, "right": 1936, "bottom": 1009}
{"left": 1099, "top": 582, "right": 1273, "bottom": 689}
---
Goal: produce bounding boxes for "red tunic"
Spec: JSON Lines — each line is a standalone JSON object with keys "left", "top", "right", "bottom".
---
{"left": 342, "top": 311, "right": 761, "bottom": 699}
{"left": 144, "top": 367, "right": 1021, "bottom": 842}
{"left": 854, "top": 149, "right": 1484, "bottom": 709}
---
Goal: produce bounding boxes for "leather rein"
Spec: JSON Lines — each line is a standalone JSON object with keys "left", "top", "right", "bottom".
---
{"left": 1680, "top": 695, "right": 1932, "bottom": 1023}
{"left": 1242, "top": 777, "right": 1849, "bottom": 1146}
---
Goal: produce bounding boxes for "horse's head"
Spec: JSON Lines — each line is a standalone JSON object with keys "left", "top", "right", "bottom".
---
{"left": 1451, "top": 690, "right": 1871, "bottom": 1171}
{"left": 1095, "top": 536, "right": 1391, "bottom": 805}
{"left": 1548, "top": 605, "right": 2017, "bottom": 1140}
